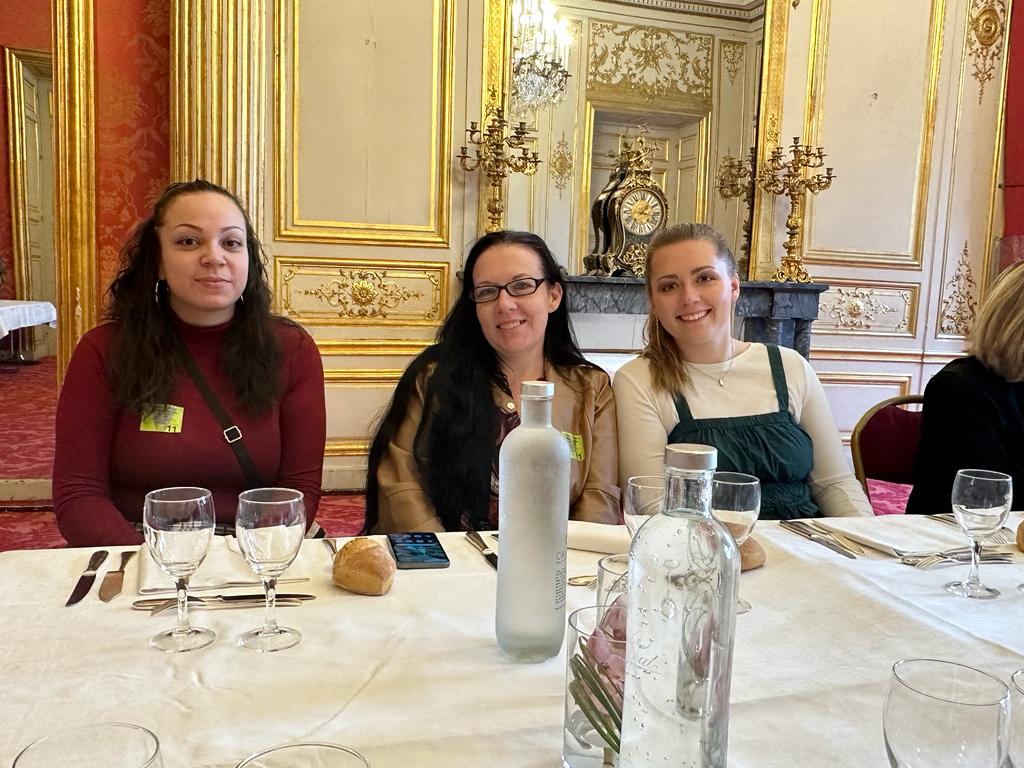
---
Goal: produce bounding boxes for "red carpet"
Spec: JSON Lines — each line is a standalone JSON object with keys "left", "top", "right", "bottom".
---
{"left": 0, "top": 357, "right": 57, "bottom": 479}
{"left": 0, "top": 493, "right": 366, "bottom": 552}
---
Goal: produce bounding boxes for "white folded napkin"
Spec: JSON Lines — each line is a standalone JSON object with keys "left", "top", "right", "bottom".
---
{"left": 815, "top": 516, "right": 1018, "bottom": 558}
{"left": 566, "top": 521, "right": 630, "bottom": 554}
{"left": 138, "top": 536, "right": 310, "bottom": 594}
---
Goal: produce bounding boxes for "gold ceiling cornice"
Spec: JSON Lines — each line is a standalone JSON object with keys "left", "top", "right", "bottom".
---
{"left": 595, "top": 0, "right": 766, "bottom": 22}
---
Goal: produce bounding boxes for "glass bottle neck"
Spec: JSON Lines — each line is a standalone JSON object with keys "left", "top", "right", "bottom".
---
{"left": 663, "top": 466, "right": 714, "bottom": 517}
{"left": 520, "top": 396, "right": 552, "bottom": 426}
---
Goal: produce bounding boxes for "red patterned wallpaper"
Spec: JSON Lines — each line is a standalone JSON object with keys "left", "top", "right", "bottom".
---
{"left": 0, "top": 1, "right": 51, "bottom": 300}
{"left": 95, "top": 0, "right": 171, "bottom": 303}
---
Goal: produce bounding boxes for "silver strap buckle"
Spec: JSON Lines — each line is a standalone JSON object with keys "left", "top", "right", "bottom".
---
{"left": 223, "top": 426, "right": 243, "bottom": 443}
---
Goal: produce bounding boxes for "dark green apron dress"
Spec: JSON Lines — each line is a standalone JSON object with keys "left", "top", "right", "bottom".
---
{"left": 667, "top": 344, "right": 819, "bottom": 520}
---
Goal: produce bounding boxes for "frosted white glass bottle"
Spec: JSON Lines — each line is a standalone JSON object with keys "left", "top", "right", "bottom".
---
{"left": 495, "top": 380, "right": 571, "bottom": 662}
{"left": 620, "top": 443, "right": 740, "bottom": 767}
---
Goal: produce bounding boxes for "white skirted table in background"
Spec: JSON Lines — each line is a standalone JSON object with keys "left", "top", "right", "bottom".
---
{"left": 0, "top": 517, "right": 1022, "bottom": 767}
{"left": 0, "top": 299, "right": 57, "bottom": 362}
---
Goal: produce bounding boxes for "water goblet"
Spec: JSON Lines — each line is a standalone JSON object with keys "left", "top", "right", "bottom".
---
{"left": 143, "top": 486, "right": 216, "bottom": 652}
{"left": 623, "top": 475, "right": 665, "bottom": 538}
{"left": 883, "top": 658, "right": 1010, "bottom": 767}
{"left": 1011, "top": 669, "right": 1024, "bottom": 768}
{"left": 235, "top": 743, "right": 368, "bottom": 767}
{"left": 13, "top": 722, "right": 163, "bottom": 768}
{"left": 236, "top": 487, "right": 306, "bottom": 652}
{"left": 711, "top": 471, "right": 760, "bottom": 613}
{"left": 944, "top": 469, "right": 1013, "bottom": 599}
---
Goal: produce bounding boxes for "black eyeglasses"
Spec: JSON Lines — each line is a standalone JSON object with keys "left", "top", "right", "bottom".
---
{"left": 469, "top": 277, "right": 549, "bottom": 303}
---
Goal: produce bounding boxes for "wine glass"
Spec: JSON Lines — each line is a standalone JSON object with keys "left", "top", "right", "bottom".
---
{"left": 235, "top": 743, "right": 368, "bottom": 767}
{"left": 13, "top": 723, "right": 163, "bottom": 768}
{"left": 883, "top": 658, "right": 1010, "bottom": 767}
{"left": 236, "top": 487, "right": 306, "bottom": 652}
{"left": 143, "top": 486, "right": 216, "bottom": 652}
{"left": 710, "top": 471, "right": 761, "bottom": 613}
{"left": 1010, "top": 670, "right": 1024, "bottom": 768}
{"left": 944, "top": 469, "right": 1013, "bottom": 600}
{"left": 623, "top": 475, "right": 665, "bottom": 537}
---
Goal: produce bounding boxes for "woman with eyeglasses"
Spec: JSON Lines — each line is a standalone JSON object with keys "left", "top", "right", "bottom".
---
{"left": 363, "top": 230, "right": 620, "bottom": 533}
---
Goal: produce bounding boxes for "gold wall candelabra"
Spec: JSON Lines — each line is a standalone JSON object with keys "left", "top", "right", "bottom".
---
{"left": 756, "top": 137, "right": 835, "bottom": 283}
{"left": 715, "top": 146, "right": 758, "bottom": 265}
{"left": 457, "top": 104, "right": 541, "bottom": 233}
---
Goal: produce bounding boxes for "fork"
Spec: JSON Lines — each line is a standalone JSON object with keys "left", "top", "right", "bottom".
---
{"left": 928, "top": 514, "right": 1017, "bottom": 545}
{"left": 323, "top": 538, "right": 338, "bottom": 557}
{"left": 902, "top": 552, "right": 1014, "bottom": 569}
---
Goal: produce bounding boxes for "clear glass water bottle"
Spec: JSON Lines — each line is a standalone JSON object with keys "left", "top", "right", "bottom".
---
{"left": 495, "top": 380, "right": 571, "bottom": 662}
{"left": 620, "top": 443, "right": 740, "bottom": 767}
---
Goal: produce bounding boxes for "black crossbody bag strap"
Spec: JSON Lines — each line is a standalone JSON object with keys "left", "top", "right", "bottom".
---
{"left": 179, "top": 349, "right": 265, "bottom": 488}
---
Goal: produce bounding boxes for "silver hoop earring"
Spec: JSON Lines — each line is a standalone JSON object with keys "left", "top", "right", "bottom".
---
{"left": 154, "top": 280, "right": 161, "bottom": 305}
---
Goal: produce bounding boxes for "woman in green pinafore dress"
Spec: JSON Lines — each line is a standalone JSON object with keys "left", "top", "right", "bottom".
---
{"left": 612, "top": 223, "right": 872, "bottom": 520}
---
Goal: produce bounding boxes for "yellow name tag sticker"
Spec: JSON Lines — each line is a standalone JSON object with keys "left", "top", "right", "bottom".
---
{"left": 140, "top": 405, "right": 185, "bottom": 433}
{"left": 561, "top": 431, "right": 585, "bottom": 461}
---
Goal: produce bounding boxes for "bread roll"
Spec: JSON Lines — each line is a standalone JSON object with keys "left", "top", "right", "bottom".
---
{"left": 332, "top": 538, "right": 396, "bottom": 596}
{"left": 724, "top": 522, "right": 766, "bottom": 572}
{"left": 1016, "top": 520, "right": 1024, "bottom": 553}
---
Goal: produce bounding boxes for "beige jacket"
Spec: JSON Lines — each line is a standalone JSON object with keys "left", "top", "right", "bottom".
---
{"left": 375, "top": 362, "right": 621, "bottom": 532}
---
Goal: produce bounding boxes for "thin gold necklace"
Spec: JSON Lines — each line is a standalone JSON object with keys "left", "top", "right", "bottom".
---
{"left": 690, "top": 337, "right": 736, "bottom": 387}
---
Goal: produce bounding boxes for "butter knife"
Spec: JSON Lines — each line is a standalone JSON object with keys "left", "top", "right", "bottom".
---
{"left": 66, "top": 549, "right": 109, "bottom": 606}
{"left": 803, "top": 520, "right": 865, "bottom": 556}
{"left": 465, "top": 530, "right": 498, "bottom": 570}
{"left": 98, "top": 551, "right": 136, "bottom": 603}
{"left": 779, "top": 520, "right": 857, "bottom": 559}
{"left": 132, "top": 593, "right": 316, "bottom": 614}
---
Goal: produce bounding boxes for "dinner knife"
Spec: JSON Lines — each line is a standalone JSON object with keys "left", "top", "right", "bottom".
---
{"left": 779, "top": 520, "right": 857, "bottom": 559}
{"left": 98, "top": 551, "right": 136, "bottom": 603}
{"left": 65, "top": 549, "right": 109, "bottom": 606}
{"left": 465, "top": 530, "right": 498, "bottom": 570}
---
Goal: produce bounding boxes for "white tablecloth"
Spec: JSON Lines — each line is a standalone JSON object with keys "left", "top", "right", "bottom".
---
{"left": 0, "top": 299, "right": 57, "bottom": 339}
{"left": 0, "top": 517, "right": 1022, "bottom": 767}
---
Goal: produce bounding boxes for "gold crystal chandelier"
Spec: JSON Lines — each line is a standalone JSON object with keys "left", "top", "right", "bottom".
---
{"left": 510, "top": 0, "right": 571, "bottom": 115}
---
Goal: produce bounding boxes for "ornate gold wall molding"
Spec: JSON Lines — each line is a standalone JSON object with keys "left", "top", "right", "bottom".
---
{"left": 817, "top": 372, "right": 912, "bottom": 396}
{"left": 587, "top": 21, "right": 713, "bottom": 108}
{"left": 967, "top": 0, "right": 1006, "bottom": 103}
{"left": 275, "top": 0, "right": 454, "bottom": 246}
{"left": 316, "top": 338, "right": 432, "bottom": 356}
{"left": 323, "top": 368, "right": 403, "bottom": 386}
{"left": 749, "top": 0, "right": 790, "bottom": 279}
{"left": 4, "top": 48, "right": 52, "bottom": 301}
{"left": 800, "top": 0, "right": 945, "bottom": 270}
{"left": 275, "top": 256, "right": 448, "bottom": 327}
{"left": 598, "top": 0, "right": 766, "bottom": 22}
{"left": 720, "top": 39, "right": 746, "bottom": 85}
{"left": 815, "top": 278, "right": 918, "bottom": 337}
{"left": 324, "top": 439, "right": 372, "bottom": 458}
{"left": 171, "top": 0, "right": 266, "bottom": 224}
{"left": 811, "top": 348, "right": 964, "bottom": 363}
{"left": 52, "top": 0, "right": 97, "bottom": 384}
{"left": 550, "top": 132, "right": 573, "bottom": 198}
{"left": 938, "top": 242, "right": 978, "bottom": 338}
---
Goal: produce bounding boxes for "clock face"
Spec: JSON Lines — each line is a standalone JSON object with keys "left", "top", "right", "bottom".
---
{"left": 621, "top": 189, "right": 665, "bottom": 236}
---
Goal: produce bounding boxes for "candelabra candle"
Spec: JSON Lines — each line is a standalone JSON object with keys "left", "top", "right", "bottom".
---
{"left": 756, "top": 136, "right": 836, "bottom": 283}
{"left": 458, "top": 102, "right": 542, "bottom": 232}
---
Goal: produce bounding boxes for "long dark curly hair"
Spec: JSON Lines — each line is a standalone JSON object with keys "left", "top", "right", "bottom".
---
{"left": 363, "top": 230, "right": 596, "bottom": 532}
{"left": 105, "top": 179, "right": 284, "bottom": 414}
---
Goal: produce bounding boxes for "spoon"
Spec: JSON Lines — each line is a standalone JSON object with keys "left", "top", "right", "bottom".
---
{"left": 567, "top": 574, "right": 598, "bottom": 587}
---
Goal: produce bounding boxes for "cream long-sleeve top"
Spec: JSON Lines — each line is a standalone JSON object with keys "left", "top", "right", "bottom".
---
{"left": 612, "top": 342, "right": 873, "bottom": 518}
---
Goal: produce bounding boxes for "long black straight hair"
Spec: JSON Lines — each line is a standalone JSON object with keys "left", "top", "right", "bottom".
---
{"left": 105, "top": 179, "right": 285, "bottom": 414}
{"left": 363, "top": 230, "right": 595, "bottom": 532}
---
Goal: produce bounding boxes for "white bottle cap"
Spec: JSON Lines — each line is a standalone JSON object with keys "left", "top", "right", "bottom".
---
{"left": 665, "top": 443, "right": 717, "bottom": 471}
{"left": 520, "top": 380, "right": 554, "bottom": 399}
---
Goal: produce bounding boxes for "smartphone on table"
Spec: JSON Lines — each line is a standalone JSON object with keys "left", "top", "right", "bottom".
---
{"left": 386, "top": 532, "right": 451, "bottom": 569}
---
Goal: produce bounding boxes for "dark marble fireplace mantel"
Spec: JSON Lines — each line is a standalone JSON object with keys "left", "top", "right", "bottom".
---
{"left": 565, "top": 275, "right": 829, "bottom": 359}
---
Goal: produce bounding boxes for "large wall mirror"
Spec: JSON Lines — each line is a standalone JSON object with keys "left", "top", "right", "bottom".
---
{"left": 488, "top": 0, "right": 767, "bottom": 278}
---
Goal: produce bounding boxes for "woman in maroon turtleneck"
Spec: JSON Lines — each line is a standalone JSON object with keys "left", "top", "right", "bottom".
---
{"left": 53, "top": 180, "right": 326, "bottom": 546}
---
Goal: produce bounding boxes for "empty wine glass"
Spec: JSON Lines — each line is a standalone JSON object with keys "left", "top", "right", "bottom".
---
{"left": 1010, "top": 670, "right": 1024, "bottom": 768}
{"left": 944, "top": 469, "right": 1013, "bottom": 599}
{"left": 143, "top": 486, "right": 216, "bottom": 652}
{"left": 883, "top": 658, "right": 1010, "bottom": 767}
{"left": 236, "top": 487, "right": 306, "bottom": 652}
{"left": 235, "top": 743, "right": 368, "bottom": 767}
{"left": 13, "top": 722, "right": 162, "bottom": 768}
{"left": 623, "top": 475, "right": 665, "bottom": 537}
{"left": 710, "top": 471, "right": 761, "bottom": 613}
